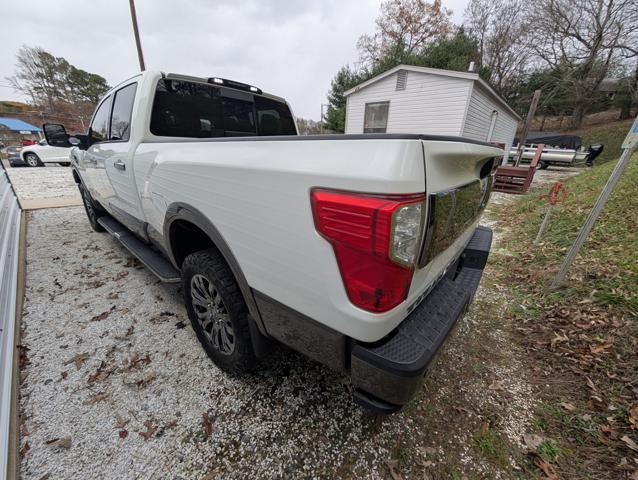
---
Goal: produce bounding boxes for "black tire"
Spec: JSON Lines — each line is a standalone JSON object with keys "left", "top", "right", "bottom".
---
{"left": 78, "top": 183, "right": 105, "bottom": 232}
{"left": 24, "top": 153, "right": 42, "bottom": 167}
{"left": 182, "top": 249, "right": 257, "bottom": 375}
{"left": 539, "top": 161, "right": 549, "bottom": 170}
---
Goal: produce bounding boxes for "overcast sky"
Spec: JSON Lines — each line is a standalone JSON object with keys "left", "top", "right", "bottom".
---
{"left": 0, "top": 0, "right": 468, "bottom": 120}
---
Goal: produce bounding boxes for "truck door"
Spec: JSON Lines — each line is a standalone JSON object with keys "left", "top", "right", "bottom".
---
{"left": 85, "top": 82, "right": 146, "bottom": 237}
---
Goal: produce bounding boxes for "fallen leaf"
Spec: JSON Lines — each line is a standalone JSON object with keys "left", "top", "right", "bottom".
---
{"left": 64, "top": 352, "right": 89, "bottom": 371}
{"left": 385, "top": 459, "right": 402, "bottom": 480}
{"left": 113, "top": 270, "right": 129, "bottom": 281}
{"left": 114, "top": 414, "right": 127, "bottom": 429}
{"left": 590, "top": 342, "right": 613, "bottom": 354}
{"left": 19, "top": 442, "right": 30, "bottom": 456}
{"left": 489, "top": 380, "right": 505, "bottom": 391}
{"left": 45, "top": 437, "right": 72, "bottom": 449}
{"left": 621, "top": 435, "right": 638, "bottom": 452}
{"left": 139, "top": 420, "right": 156, "bottom": 440}
{"left": 82, "top": 392, "right": 109, "bottom": 405}
{"left": 523, "top": 433, "right": 545, "bottom": 452}
{"left": 88, "top": 361, "right": 115, "bottom": 384}
{"left": 629, "top": 404, "right": 638, "bottom": 425}
{"left": 535, "top": 458, "right": 559, "bottom": 480}
{"left": 560, "top": 402, "right": 576, "bottom": 411}
{"left": 202, "top": 412, "right": 213, "bottom": 436}
{"left": 118, "top": 430, "right": 128, "bottom": 439}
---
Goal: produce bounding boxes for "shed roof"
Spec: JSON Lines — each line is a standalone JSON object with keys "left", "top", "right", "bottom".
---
{"left": 0, "top": 117, "right": 41, "bottom": 132}
{"left": 344, "top": 65, "right": 521, "bottom": 120}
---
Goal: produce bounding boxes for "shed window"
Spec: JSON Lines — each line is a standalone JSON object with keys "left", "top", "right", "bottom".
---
{"left": 363, "top": 102, "right": 389, "bottom": 133}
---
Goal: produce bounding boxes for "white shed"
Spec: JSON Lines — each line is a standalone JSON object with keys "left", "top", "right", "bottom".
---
{"left": 344, "top": 65, "right": 521, "bottom": 152}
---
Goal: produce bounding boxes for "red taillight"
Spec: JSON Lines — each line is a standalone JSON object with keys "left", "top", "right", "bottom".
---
{"left": 311, "top": 189, "right": 425, "bottom": 313}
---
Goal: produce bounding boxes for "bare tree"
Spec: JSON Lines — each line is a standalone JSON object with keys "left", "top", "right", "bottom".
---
{"left": 528, "top": 0, "right": 638, "bottom": 127}
{"left": 357, "top": 0, "right": 453, "bottom": 68}
{"left": 464, "top": 0, "right": 532, "bottom": 93}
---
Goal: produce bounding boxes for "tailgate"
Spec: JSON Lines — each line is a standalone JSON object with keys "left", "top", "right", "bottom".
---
{"left": 418, "top": 141, "right": 499, "bottom": 269}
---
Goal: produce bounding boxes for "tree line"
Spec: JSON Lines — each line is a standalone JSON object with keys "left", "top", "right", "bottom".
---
{"left": 5, "top": 45, "right": 110, "bottom": 131}
{"left": 324, "top": 0, "right": 638, "bottom": 132}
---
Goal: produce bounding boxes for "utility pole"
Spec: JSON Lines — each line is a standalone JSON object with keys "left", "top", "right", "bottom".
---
{"left": 320, "top": 104, "right": 326, "bottom": 135}
{"left": 514, "top": 89, "right": 541, "bottom": 167}
{"left": 129, "top": 0, "right": 146, "bottom": 71}
{"left": 550, "top": 115, "right": 638, "bottom": 289}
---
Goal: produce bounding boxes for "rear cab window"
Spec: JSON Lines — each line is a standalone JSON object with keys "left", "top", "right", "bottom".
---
{"left": 150, "top": 78, "right": 296, "bottom": 138}
{"left": 110, "top": 83, "right": 137, "bottom": 141}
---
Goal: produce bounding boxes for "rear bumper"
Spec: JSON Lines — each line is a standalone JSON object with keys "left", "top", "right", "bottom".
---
{"left": 254, "top": 225, "right": 493, "bottom": 413}
{"left": 351, "top": 225, "right": 492, "bottom": 412}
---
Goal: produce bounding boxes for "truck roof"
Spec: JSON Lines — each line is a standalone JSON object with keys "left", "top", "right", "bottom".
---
{"left": 105, "top": 70, "right": 287, "bottom": 105}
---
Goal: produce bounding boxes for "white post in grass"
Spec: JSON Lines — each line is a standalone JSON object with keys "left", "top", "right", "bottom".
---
{"left": 550, "top": 116, "right": 638, "bottom": 289}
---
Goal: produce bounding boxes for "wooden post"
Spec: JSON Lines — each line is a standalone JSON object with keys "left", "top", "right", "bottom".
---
{"left": 129, "top": 0, "right": 146, "bottom": 71}
{"left": 550, "top": 116, "right": 638, "bottom": 289}
{"left": 515, "top": 89, "right": 542, "bottom": 167}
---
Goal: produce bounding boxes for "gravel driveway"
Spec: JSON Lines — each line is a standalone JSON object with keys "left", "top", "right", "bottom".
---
{"left": 20, "top": 207, "right": 408, "bottom": 480}
{"left": 4, "top": 165, "right": 80, "bottom": 207}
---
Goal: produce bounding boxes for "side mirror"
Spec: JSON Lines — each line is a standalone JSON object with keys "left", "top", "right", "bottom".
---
{"left": 43, "top": 123, "right": 72, "bottom": 148}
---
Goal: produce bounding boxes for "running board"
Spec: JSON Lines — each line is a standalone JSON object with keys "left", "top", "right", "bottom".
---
{"left": 97, "top": 216, "right": 181, "bottom": 283}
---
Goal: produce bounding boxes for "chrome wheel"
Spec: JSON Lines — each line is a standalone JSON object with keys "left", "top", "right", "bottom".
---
{"left": 25, "top": 154, "right": 39, "bottom": 167}
{"left": 190, "top": 274, "right": 235, "bottom": 355}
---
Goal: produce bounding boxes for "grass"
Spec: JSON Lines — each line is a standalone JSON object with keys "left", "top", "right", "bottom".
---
{"left": 491, "top": 138, "right": 638, "bottom": 479}
{"left": 568, "top": 118, "right": 634, "bottom": 165}
{"left": 473, "top": 426, "right": 510, "bottom": 468}
{"left": 502, "top": 152, "right": 638, "bottom": 312}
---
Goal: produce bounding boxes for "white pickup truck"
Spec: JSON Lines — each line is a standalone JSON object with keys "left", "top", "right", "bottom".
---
{"left": 43, "top": 70, "right": 499, "bottom": 413}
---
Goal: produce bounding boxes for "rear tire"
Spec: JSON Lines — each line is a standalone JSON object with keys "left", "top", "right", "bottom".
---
{"left": 78, "top": 183, "right": 105, "bottom": 232}
{"left": 182, "top": 249, "right": 257, "bottom": 375}
{"left": 539, "top": 161, "right": 549, "bottom": 170}
{"left": 24, "top": 153, "right": 41, "bottom": 167}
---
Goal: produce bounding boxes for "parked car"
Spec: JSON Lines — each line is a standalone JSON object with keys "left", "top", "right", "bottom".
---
{"left": 44, "top": 70, "right": 500, "bottom": 413}
{"left": 6, "top": 146, "right": 25, "bottom": 167}
{"left": 19, "top": 139, "right": 72, "bottom": 167}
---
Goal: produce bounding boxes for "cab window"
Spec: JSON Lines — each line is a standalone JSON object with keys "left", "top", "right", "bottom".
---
{"left": 110, "top": 83, "right": 137, "bottom": 141}
{"left": 90, "top": 96, "right": 112, "bottom": 143}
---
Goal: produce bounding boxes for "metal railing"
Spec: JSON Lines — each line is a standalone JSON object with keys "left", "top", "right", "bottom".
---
{"left": 0, "top": 161, "right": 22, "bottom": 479}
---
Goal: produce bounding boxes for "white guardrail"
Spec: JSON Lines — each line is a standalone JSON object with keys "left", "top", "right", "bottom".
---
{"left": 0, "top": 161, "right": 22, "bottom": 480}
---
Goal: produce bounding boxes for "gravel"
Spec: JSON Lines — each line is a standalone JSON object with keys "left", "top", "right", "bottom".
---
{"left": 5, "top": 165, "right": 79, "bottom": 203}
{"left": 20, "top": 207, "right": 405, "bottom": 480}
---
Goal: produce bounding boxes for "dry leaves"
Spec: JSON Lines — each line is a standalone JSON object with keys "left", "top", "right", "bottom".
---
{"left": 83, "top": 392, "right": 109, "bottom": 405}
{"left": 45, "top": 437, "right": 72, "bottom": 449}
{"left": 202, "top": 412, "right": 213, "bottom": 436}
{"left": 114, "top": 413, "right": 127, "bottom": 429}
{"left": 139, "top": 420, "right": 156, "bottom": 441}
{"left": 64, "top": 352, "right": 89, "bottom": 370}
{"left": 621, "top": 435, "right": 638, "bottom": 452}
{"left": 535, "top": 458, "right": 559, "bottom": 480}
{"left": 90, "top": 306, "right": 115, "bottom": 322}
{"left": 87, "top": 361, "right": 115, "bottom": 384}
{"left": 385, "top": 459, "right": 402, "bottom": 480}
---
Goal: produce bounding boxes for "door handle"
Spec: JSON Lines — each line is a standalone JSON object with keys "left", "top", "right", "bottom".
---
{"left": 114, "top": 160, "right": 126, "bottom": 171}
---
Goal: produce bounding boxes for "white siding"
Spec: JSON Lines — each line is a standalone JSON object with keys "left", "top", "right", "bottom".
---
{"left": 345, "top": 71, "right": 472, "bottom": 135}
{"left": 462, "top": 85, "right": 518, "bottom": 151}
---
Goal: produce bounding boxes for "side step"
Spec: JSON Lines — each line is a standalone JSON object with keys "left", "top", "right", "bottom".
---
{"left": 97, "top": 216, "right": 181, "bottom": 283}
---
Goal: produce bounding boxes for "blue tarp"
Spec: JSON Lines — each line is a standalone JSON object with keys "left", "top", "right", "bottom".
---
{"left": 0, "top": 117, "right": 41, "bottom": 133}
